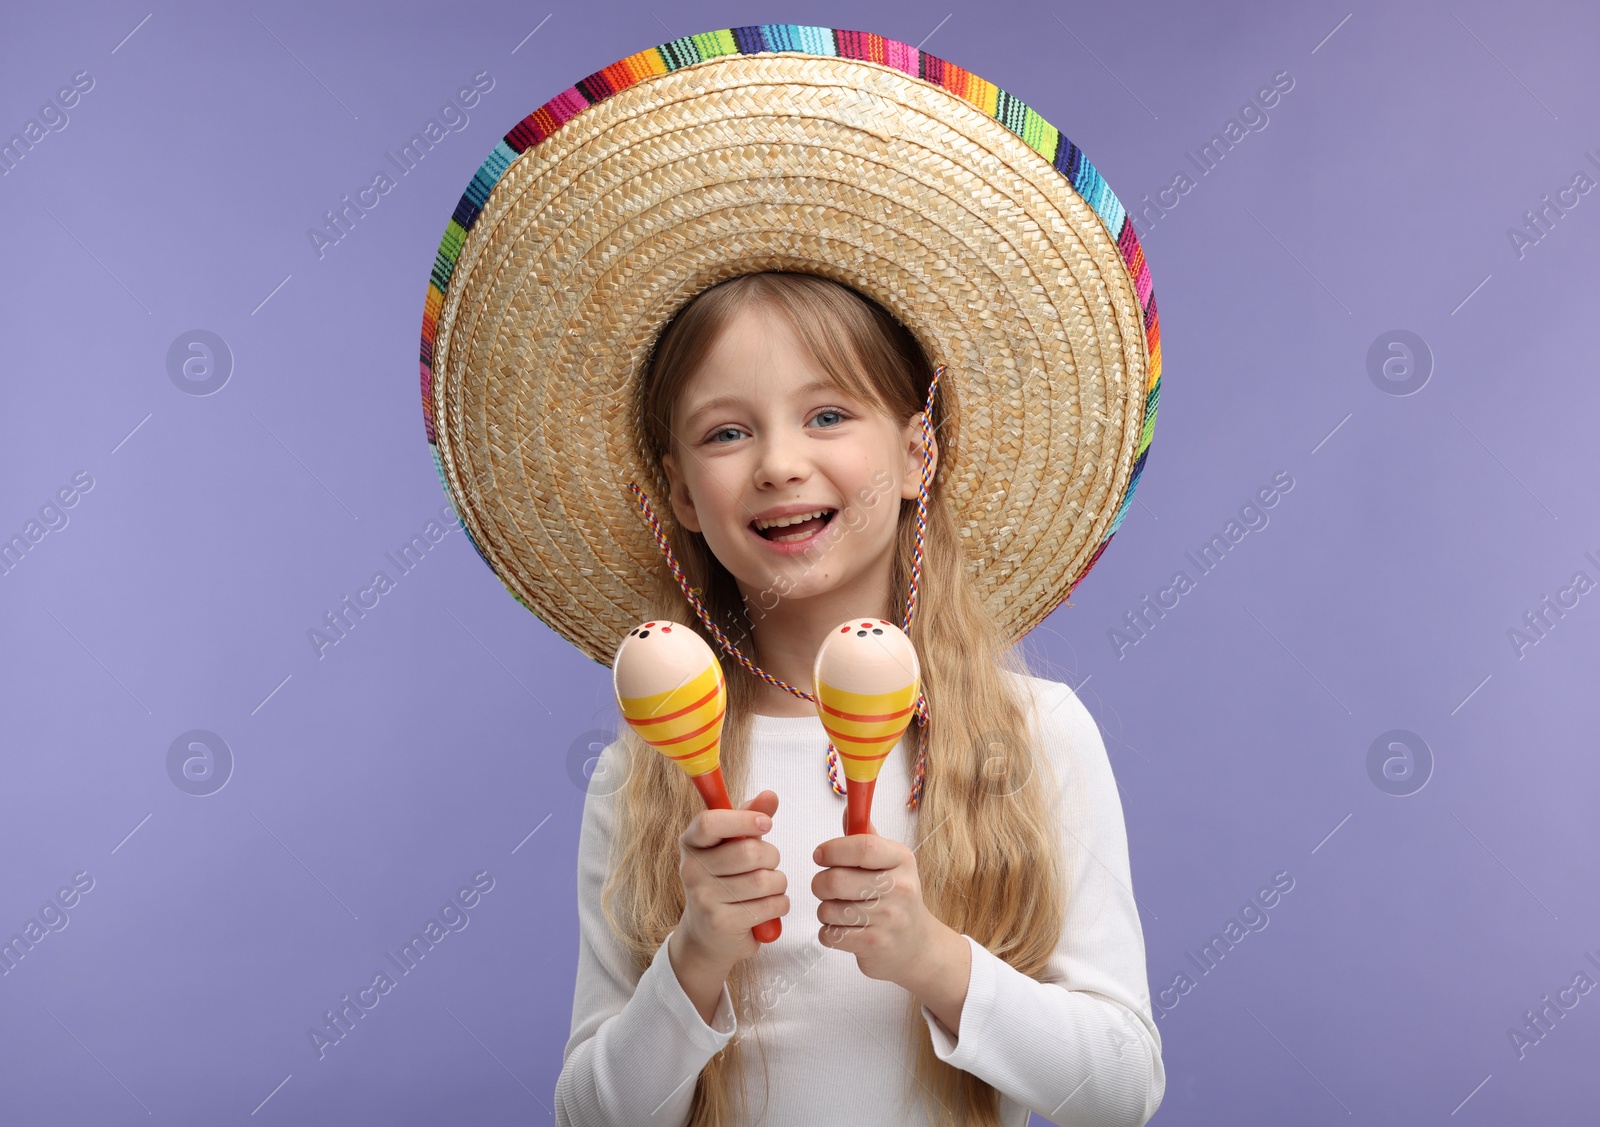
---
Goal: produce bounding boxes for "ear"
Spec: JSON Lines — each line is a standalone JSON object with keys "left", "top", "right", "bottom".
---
{"left": 899, "top": 411, "right": 937, "bottom": 502}
{"left": 660, "top": 451, "right": 703, "bottom": 533}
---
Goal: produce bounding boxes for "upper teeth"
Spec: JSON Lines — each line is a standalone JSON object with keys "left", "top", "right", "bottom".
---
{"left": 755, "top": 509, "right": 830, "bottom": 530}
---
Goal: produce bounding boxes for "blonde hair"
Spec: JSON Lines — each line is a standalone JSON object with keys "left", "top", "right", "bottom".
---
{"left": 608, "top": 272, "right": 1069, "bottom": 1127}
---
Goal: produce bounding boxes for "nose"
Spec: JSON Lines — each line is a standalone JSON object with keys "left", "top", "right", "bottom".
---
{"left": 753, "top": 427, "right": 810, "bottom": 490}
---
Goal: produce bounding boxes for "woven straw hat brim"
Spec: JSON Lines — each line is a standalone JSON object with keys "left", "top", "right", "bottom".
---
{"left": 422, "top": 29, "right": 1161, "bottom": 667}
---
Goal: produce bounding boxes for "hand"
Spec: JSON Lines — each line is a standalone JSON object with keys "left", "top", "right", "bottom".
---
{"left": 811, "top": 809, "right": 945, "bottom": 987}
{"left": 673, "top": 789, "right": 788, "bottom": 973}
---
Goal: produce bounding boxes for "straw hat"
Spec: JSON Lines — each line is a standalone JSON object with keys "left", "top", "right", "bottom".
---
{"left": 419, "top": 25, "right": 1162, "bottom": 668}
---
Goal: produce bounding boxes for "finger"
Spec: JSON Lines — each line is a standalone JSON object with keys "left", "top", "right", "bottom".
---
{"left": 735, "top": 893, "right": 790, "bottom": 926}
{"left": 710, "top": 868, "right": 787, "bottom": 905}
{"left": 683, "top": 806, "right": 774, "bottom": 850}
{"left": 697, "top": 835, "right": 780, "bottom": 878}
{"left": 813, "top": 834, "right": 893, "bottom": 870}
{"left": 813, "top": 869, "right": 888, "bottom": 904}
{"left": 818, "top": 898, "right": 874, "bottom": 927}
{"left": 740, "top": 789, "right": 780, "bottom": 820}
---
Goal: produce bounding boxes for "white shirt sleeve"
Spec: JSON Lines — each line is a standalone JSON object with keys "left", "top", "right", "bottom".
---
{"left": 916, "top": 676, "right": 1166, "bottom": 1127}
{"left": 554, "top": 738, "right": 740, "bottom": 1127}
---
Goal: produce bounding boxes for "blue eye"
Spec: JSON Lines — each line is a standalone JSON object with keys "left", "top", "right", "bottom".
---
{"left": 702, "top": 409, "right": 846, "bottom": 445}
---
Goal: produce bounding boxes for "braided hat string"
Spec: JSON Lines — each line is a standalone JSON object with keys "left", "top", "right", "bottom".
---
{"left": 626, "top": 364, "right": 944, "bottom": 811}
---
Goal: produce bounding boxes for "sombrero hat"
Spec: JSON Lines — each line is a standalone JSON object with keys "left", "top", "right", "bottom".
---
{"left": 419, "top": 24, "right": 1161, "bottom": 668}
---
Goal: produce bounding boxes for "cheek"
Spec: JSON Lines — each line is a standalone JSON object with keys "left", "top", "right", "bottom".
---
{"left": 708, "top": 471, "right": 750, "bottom": 527}
{"left": 844, "top": 467, "right": 902, "bottom": 537}
{"left": 689, "top": 466, "right": 758, "bottom": 549}
{"left": 679, "top": 459, "right": 729, "bottom": 512}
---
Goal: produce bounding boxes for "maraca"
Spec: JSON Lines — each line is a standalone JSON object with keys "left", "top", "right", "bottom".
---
{"left": 613, "top": 620, "right": 781, "bottom": 944}
{"left": 813, "top": 619, "right": 921, "bottom": 836}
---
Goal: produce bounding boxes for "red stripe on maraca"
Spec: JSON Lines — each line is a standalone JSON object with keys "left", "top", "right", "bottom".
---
{"left": 663, "top": 733, "right": 721, "bottom": 761}
{"left": 834, "top": 746, "right": 896, "bottom": 762}
{"left": 639, "top": 705, "right": 726, "bottom": 751}
{"left": 824, "top": 727, "right": 901, "bottom": 748}
{"left": 626, "top": 684, "right": 719, "bottom": 726}
{"left": 819, "top": 700, "right": 914, "bottom": 724}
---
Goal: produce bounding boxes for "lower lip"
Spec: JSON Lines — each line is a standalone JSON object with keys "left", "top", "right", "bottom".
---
{"left": 748, "top": 513, "right": 836, "bottom": 555}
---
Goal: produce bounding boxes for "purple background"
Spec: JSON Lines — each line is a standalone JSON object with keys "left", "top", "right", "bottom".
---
{"left": 3, "top": 1, "right": 1596, "bottom": 1122}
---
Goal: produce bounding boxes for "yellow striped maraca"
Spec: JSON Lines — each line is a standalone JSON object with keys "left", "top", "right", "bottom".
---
{"left": 813, "top": 619, "right": 921, "bottom": 835}
{"left": 612, "top": 620, "right": 780, "bottom": 943}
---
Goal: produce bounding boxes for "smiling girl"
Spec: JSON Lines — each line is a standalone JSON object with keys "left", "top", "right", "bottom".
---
{"left": 554, "top": 273, "right": 1163, "bottom": 1127}
{"left": 418, "top": 25, "right": 1164, "bottom": 1127}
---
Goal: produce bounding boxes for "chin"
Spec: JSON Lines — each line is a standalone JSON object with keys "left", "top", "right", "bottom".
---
{"left": 756, "top": 559, "right": 871, "bottom": 609}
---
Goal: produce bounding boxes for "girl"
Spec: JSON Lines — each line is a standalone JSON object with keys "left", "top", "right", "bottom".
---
{"left": 553, "top": 273, "right": 1164, "bottom": 1127}
{"left": 417, "top": 26, "right": 1167, "bottom": 1127}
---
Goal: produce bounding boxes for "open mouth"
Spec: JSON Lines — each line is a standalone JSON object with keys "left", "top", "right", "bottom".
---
{"left": 750, "top": 508, "right": 837, "bottom": 544}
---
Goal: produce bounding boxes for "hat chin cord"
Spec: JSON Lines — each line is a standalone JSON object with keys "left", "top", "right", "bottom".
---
{"left": 626, "top": 364, "right": 945, "bottom": 811}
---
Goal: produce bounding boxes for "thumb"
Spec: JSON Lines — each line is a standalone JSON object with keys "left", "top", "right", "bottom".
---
{"left": 741, "top": 788, "right": 780, "bottom": 820}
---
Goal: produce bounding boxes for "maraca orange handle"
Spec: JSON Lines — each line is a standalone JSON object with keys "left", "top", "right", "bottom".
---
{"left": 845, "top": 777, "right": 878, "bottom": 837}
{"left": 690, "top": 767, "right": 782, "bottom": 944}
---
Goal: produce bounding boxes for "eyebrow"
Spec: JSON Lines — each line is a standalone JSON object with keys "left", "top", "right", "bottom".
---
{"left": 681, "top": 378, "right": 842, "bottom": 429}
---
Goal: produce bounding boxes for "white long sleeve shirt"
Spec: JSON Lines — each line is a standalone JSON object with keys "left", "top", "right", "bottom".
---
{"left": 554, "top": 670, "right": 1165, "bottom": 1126}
